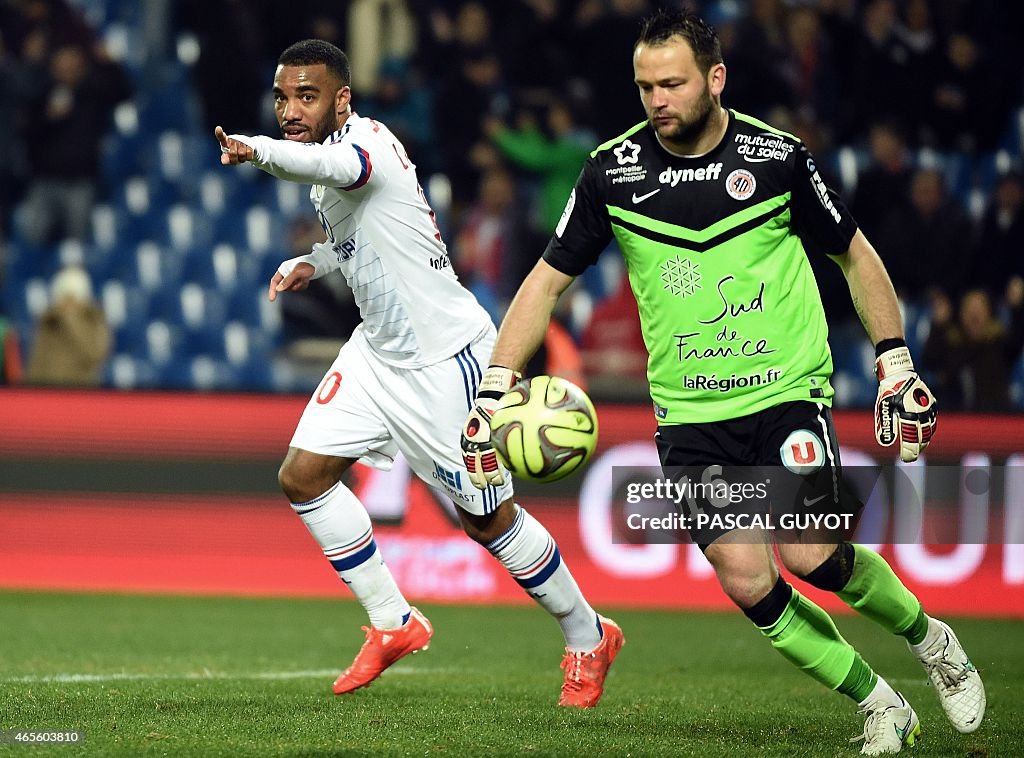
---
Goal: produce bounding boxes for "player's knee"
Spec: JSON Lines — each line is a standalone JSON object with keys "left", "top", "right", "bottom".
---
{"left": 457, "top": 498, "right": 516, "bottom": 544}
{"left": 789, "top": 541, "right": 855, "bottom": 592}
{"left": 278, "top": 458, "right": 328, "bottom": 504}
{"left": 278, "top": 449, "right": 352, "bottom": 504}
{"left": 278, "top": 461, "right": 310, "bottom": 503}
{"left": 718, "top": 570, "right": 779, "bottom": 609}
{"left": 708, "top": 552, "right": 778, "bottom": 607}
{"left": 705, "top": 542, "right": 777, "bottom": 608}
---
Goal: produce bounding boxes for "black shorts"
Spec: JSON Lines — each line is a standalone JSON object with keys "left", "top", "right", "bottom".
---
{"left": 655, "top": 401, "right": 863, "bottom": 548}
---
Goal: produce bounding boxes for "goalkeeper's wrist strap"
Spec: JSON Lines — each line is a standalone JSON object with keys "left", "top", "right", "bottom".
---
{"left": 477, "top": 365, "right": 522, "bottom": 401}
{"left": 875, "top": 344, "right": 914, "bottom": 381}
{"left": 874, "top": 337, "right": 907, "bottom": 357}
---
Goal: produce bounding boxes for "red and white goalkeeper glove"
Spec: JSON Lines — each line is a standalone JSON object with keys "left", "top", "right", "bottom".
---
{"left": 461, "top": 365, "right": 521, "bottom": 489}
{"left": 874, "top": 345, "right": 937, "bottom": 462}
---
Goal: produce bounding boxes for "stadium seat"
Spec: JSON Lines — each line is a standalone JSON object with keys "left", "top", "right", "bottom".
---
{"left": 91, "top": 204, "right": 120, "bottom": 252}
{"left": 1011, "top": 355, "right": 1024, "bottom": 409}
{"left": 188, "top": 355, "right": 239, "bottom": 391}
{"left": 130, "top": 241, "right": 184, "bottom": 292}
{"left": 163, "top": 204, "right": 213, "bottom": 252}
{"left": 145, "top": 319, "right": 183, "bottom": 366}
{"left": 101, "top": 279, "right": 149, "bottom": 334}
{"left": 104, "top": 353, "right": 160, "bottom": 389}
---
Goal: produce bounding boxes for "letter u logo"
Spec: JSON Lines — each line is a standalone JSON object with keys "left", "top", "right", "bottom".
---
{"left": 791, "top": 442, "right": 817, "bottom": 464}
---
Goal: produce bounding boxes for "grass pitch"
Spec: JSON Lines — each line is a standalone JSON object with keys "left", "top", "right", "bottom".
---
{"left": 1, "top": 591, "right": 1021, "bottom": 756}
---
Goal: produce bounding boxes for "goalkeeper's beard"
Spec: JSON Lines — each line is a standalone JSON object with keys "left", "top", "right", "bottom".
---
{"left": 650, "top": 85, "right": 715, "bottom": 145}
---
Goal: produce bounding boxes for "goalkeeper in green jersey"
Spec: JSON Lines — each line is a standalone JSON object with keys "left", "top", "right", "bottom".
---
{"left": 459, "top": 7, "right": 985, "bottom": 756}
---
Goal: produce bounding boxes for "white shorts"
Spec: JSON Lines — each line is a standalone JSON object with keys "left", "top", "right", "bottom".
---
{"left": 290, "top": 325, "right": 514, "bottom": 515}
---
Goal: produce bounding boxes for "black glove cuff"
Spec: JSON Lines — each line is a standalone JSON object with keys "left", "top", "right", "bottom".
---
{"left": 874, "top": 337, "right": 907, "bottom": 358}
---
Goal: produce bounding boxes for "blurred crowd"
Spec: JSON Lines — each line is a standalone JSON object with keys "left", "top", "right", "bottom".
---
{"left": 0, "top": 0, "right": 1022, "bottom": 409}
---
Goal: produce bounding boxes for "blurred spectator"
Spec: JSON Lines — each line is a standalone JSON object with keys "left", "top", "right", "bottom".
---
{"left": 264, "top": 2, "right": 347, "bottom": 58}
{"left": 927, "top": 33, "right": 1003, "bottom": 152}
{"left": 876, "top": 167, "right": 971, "bottom": 301}
{"left": 723, "top": 0, "right": 792, "bottom": 119}
{"left": 15, "top": 41, "right": 131, "bottom": 245}
{"left": 0, "top": 315, "right": 25, "bottom": 384}
{"left": 970, "top": 172, "right": 1024, "bottom": 295}
{"left": 1, "top": 0, "right": 97, "bottom": 59}
{"left": 486, "top": 102, "right": 594, "bottom": 237}
{"left": 177, "top": 0, "right": 267, "bottom": 135}
{"left": 348, "top": 0, "right": 415, "bottom": 92}
{"left": 580, "top": 274, "right": 648, "bottom": 398}
{"left": 360, "top": 57, "right": 435, "bottom": 170}
{"left": 922, "top": 280, "right": 1024, "bottom": 411}
{"left": 781, "top": 5, "right": 839, "bottom": 124}
{"left": 525, "top": 316, "right": 588, "bottom": 392}
{"left": 841, "top": 0, "right": 916, "bottom": 144}
{"left": 278, "top": 215, "right": 362, "bottom": 354}
{"left": 453, "top": 166, "right": 535, "bottom": 319}
{"left": 428, "top": 2, "right": 511, "bottom": 208}
{"left": 572, "top": 0, "right": 650, "bottom": 139}
{"left": 851, "top": 121, "right": 913, "bottom": 240}
{"left": 424, "top": 2, "right": 511, "bottom": 209}
{"left": 892, "top": 0, "right": 941, "bottom": 142}
{"left": 0, "top": 32, "right": 32, "bottom": 242}
{"left": 25, "top": 265, "right": 110, "bottom": 386}
{"left": 497, "top": 0, "right": 573, "bottom": 96}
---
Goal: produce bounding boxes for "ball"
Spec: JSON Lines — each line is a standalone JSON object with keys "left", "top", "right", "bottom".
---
{"left": 489, "top": 375, "right": 599, "bottom": 483}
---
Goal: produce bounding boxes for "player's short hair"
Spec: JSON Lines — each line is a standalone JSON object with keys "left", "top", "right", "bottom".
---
{"left": 636, "top": 8, "right": 723, "bottom": 75}
{"left": 278, "top": 39, "right": 351, "bottom": 87}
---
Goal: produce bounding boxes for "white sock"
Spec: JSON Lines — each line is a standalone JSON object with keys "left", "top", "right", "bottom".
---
{"left": 486, "top": 505, "right": 602, "bottom": 652}
{"left": 909, "top": 616, "right": 943, "bottom": 656}
{"left": 292, "top": 482, "right": 410, "bottom": 630}
{"left": 858, "top": 675, "right": 901, "bottom": 709}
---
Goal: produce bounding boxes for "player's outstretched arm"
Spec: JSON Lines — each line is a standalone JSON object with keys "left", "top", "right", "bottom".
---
{"left": 215, "top": 125, "right": 366, "bottom": 187}
{"left": 831, "top": 230, "right": 937, "bottom": 462}
{"left": 215, "top": 126, "right": 255, "bottom": 165}
{"left": 460, "top": 259, "right": 576, "bottom": 489}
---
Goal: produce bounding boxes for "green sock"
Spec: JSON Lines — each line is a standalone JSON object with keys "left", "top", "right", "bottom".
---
{"left": 837, "top": 544, "right": 926, "bottom": 643}
{"left": 759, "top": 589, "right": 869, "bottom": 699}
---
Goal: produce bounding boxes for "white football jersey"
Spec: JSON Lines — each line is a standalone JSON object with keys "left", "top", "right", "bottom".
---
{"left": 239, "top": 114, "right": 491, "bottom": 367}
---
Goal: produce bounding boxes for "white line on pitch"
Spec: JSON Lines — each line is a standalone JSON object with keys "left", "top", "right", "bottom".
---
{"left": 4, "top": 667, "right": 454, "bottom": 684}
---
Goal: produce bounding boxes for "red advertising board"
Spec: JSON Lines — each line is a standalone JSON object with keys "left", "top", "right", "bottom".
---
{"left": 1, "top": 388, "right": 1022, "bottom": 616}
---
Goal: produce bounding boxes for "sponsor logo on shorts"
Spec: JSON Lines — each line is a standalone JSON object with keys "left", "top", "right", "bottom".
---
{"left": 780, "top": 429, "right": 825, "bottom": 474}
{"left": 433, "top": 462, "right": 462, "bottom": 490}
{"left": 432, "top": 462, "right": 471, "bottom": 501}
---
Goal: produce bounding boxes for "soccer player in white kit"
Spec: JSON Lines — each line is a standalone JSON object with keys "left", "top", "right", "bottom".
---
{"left": 215, "top": 39, "right": 622, "bottom": 706}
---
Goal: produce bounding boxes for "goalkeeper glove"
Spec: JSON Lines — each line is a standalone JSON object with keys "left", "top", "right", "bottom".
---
{"left": 461, "top": 365, "right": 521, "bottom": 489}
{"left": 874, "top": 344, "right": 937, "bottom": 462}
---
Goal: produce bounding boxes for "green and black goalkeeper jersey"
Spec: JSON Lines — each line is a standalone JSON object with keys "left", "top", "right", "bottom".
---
{"left": 543, "top": 110, "right": 858, "bottom": 424}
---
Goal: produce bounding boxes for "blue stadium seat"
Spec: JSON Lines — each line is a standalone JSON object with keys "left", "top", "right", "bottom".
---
{"left": 144, "top": 319, "right": 184, "bottom": 366}
{"left": 1008, "top": 350, "right": 1024, "bottom": 410}
{"left": 188, "top": 356, "right": 240, "bottom": 391}
{"left": 104, "top": 353, "right": 160, "bottom": 389}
